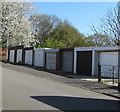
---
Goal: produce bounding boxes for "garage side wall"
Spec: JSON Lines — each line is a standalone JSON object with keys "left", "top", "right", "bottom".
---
{"left": 93, "top": 51, "right": 99, "bottom": 76}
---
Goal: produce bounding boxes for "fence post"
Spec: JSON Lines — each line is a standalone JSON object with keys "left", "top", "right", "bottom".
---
{"left": 118, "top": 66, "right": 120, "bottom": 91}
{"left": 117, "top": 2, "right": 120, "bottom": 92}
{"left": 118, "top": 48, "right": 120, "bottom": 92}
{"left": 112, "top": 66, "right": 115, "bottom": 84}
{"left": 98, "top": 63, "right": 101, "bottom": 83}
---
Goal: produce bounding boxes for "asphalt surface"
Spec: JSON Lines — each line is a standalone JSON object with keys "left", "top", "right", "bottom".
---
{"left": 2, "top": 63, "right": 120, "bottom": 99}
{"left": 2, "top": 63, "right": 120, "bottom": 110}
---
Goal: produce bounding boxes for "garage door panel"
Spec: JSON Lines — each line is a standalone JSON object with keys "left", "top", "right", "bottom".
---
{"left": 77, "top": 51, "right": 92, "bottom": 76}
{"left": 62, "top": 51, "right": 73, "bottom": 72}
{"left": 99, "top": 52, "right": 118, "bottom": 66}
{"left": 17, "top": 49, "right": 22, "bottom": 63}
{"left": 9, "top": 50, "right": 15, "bottom": 63}
{"left": 34, "top": 51, "right": 44, "bottom": 67}
{"left": 99, "top": 52, "right": 118, "bottom": 78}
{"left": 25, "top": 50, "right": 33, "bottom": 65}
{"left": 46, "top": 53, "right": 56, "bottom": 70}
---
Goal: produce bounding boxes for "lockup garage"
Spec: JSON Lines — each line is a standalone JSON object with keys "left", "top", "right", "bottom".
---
{"left": 74, "top": 47, "right": 95, "bottom": 76}
{"left": 24, "top": 47, "right": 33, "bottom": 65}
{"left": 74, "top": 46, "right": 119, "bottom": 77}
{"left": 8, "top": 45, "right": 24, "bottom": 64}
{"left": 45, "top": 49, "right": 60, "bottom": 70}
{"left": 95, "top": 46, "right": 120, "bottom": 78}
{"left": 60, "top": 48, "right": 74, "bottom": 73}
{"left": 34, "top": 48, "right": 50, "bottom": 67}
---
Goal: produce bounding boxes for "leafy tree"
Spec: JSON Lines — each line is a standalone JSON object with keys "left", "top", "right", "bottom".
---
{"left": 31, "top": 14, "right": 96, "bottom": 48}
{"left": 30, "top": 14, "right": 61, "bottom": 47}
{"left": 43, "top": 38, "right": 66, "bottom": 49}
{"left": 82, "top": 36, "right": 96, "bottom": 47}
{"left": 49, "top": 20, "right": 90, "bottom": 48}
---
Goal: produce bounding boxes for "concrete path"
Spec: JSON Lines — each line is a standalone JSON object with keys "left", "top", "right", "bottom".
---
{"left": 2, "top": 63, "right": 120, "bottom": 110}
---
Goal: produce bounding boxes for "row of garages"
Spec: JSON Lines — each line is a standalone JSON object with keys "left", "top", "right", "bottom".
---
{"left": 7, "top": 45, "right": 120, "bottom": 77}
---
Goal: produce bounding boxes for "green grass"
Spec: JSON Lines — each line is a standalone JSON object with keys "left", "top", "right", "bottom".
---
{"left": 99, "top": 81, "right": 108, "bottom": 85}
{"left": 0, "top": 58, "right": 7, "bottom": 63}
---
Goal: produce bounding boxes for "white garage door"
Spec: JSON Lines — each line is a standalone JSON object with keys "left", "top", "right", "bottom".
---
{"left": 99, "top": 52, "right": 118, "bottom": 78}
{"left": 99, "top": 52, "right": 118, "bottom": 66}
{"left": 62, "top": 51, "right": 73, "bottom": 72}
{"left": 16, "top": 49, "right": 22, "bottom": 63}
{"left": 34, "top": 50, "right": 44, "bottom": 67}
{"left": 46, "top": 52, "right": 56, "bottom": 70}
{"left": 25, "top": 50, "right": 33, "bottom": 65}
{"left": 9, "top": 50, "right": 15, "bottom": 63}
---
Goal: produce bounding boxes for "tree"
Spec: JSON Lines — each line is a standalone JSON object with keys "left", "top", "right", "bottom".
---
{"left": 0, "top": 2, "right": 35, "bottom": 47}
{"left": 82, "top": 36, "right": 96, "bottom": 47}
{"left": 91, "top": 2, "right": 120, "bottom": 46}
{"left": 90, "top": 26, "right": 113, "bottom": 47}
{"left": 49, "top": 20, "right": 90, "bottom": 48}
{"left": 30, "top": 14, "right": 61, "bottom": 47}
{"left": 43, "top": 38, "right": 66, "bottom": 49}
{"left": 31, "top": 14, "right": 95, "bottom": 48}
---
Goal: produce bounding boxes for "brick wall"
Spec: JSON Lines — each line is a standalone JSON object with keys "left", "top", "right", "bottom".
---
{"left": 0, "top": 48, "right": 8, "bottom": 60}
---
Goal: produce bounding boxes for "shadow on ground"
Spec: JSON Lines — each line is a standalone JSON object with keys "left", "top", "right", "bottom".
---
{"left": 30, "top": 96, "right": 120, "bottom": 110}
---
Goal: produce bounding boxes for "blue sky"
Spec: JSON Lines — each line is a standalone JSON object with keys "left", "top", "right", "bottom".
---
{"left": 33, "top": 2, "right": 117, "bottom": 36}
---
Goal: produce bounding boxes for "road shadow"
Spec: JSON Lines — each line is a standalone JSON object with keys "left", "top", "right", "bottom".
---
{"left": 30, "top": 96, "right": 120, "bottom": 111}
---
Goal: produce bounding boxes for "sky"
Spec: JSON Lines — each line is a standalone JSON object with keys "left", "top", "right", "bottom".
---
{"left": 33, "top": 2, "right": 118, "bottom": 36}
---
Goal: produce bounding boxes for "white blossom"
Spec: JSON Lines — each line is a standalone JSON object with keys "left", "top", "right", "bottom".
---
{"left": 0, "top": 2, "right": 35, "bottom": 47}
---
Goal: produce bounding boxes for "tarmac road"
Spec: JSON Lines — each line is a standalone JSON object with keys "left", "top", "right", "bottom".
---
{"left": 2, "top": 66, "right": 120, "bottom": 111}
